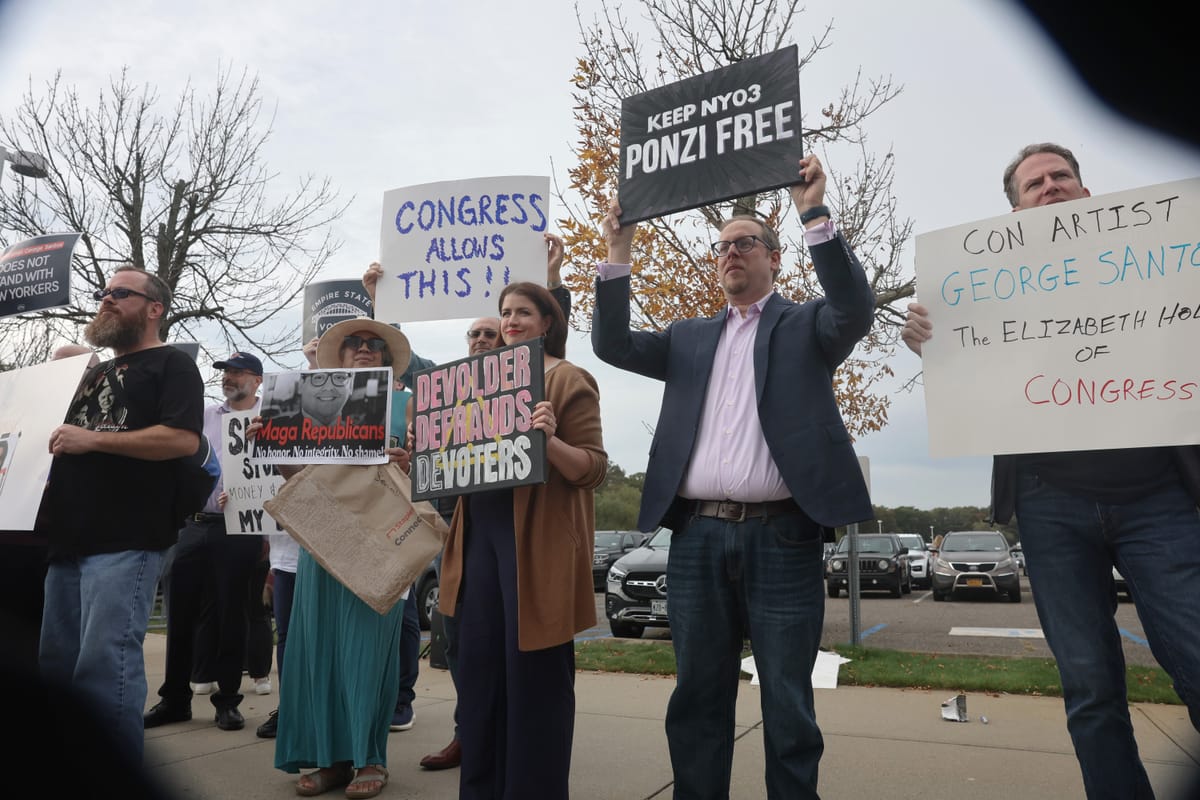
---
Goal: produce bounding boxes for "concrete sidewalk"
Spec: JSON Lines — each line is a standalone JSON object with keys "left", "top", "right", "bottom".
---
{"left": 141, "top": 633, "right": 1200, "bottom": 799}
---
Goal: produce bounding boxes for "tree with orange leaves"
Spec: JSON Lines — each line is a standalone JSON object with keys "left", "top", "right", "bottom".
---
{"left": 557, "top": 0, "right": 914, "bottom": 437}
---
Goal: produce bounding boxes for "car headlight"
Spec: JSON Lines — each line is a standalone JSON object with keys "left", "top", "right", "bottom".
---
{"left": 877, "top": 559, "right": 889, "bottom": 570}
{"left": 830, "top": 559, "right": 843, "bottom": 571}
{"left": 607, "top": 564, "right": 627, "bottom": 582}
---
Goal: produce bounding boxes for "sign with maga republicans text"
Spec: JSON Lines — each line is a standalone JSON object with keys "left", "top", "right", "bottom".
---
{"left": 220, "top": 408, "right": 286, "bottom": 535}
{"left": 914, "top": 177, "right": 1200, "bottom": 457}
{"left": 375, "top": 176, "right": 549, "bottom": 324}
{"left": 411, "top": 339, "right": 545, "bottom": 501}
{"left": 0, "top": 233, "right": 80, "bottom": 318}
{"left": 617, "top": 45, "right": 801, "bottom": 224}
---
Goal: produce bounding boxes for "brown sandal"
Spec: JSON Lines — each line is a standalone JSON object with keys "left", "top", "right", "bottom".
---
{"left": 345, "top": 765, "right": 388, "bottom": 799}
{"left": 295, "top": 763, "right": 354, "bottom": 796}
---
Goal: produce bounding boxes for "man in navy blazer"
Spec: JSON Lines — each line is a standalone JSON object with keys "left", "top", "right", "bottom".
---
{"left": 592, "top": 155, "right": 874, "bottom": 800}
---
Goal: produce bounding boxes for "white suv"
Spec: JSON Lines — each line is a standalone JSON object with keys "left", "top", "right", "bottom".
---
{"left": 895, "top": 533, "right": 931, "bottom": 589}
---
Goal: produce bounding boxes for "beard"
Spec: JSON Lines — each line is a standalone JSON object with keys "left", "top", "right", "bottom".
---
{"left": 222, "top": 383, "right": 251, "bottom": 403}
{"left": 84, "top": 305, "right": 147, "bottom": 351}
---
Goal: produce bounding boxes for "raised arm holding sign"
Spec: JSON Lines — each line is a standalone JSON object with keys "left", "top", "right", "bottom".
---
{"left": 903, "top": 142, "right": 1200, "bottom": 799}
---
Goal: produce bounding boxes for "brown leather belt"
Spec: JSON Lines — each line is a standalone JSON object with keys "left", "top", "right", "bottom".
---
{"left": 689, "top": 498, "right": 798, "bottom": 522}
{"left": 191, "top": 512, "right": 224, "bottom": 523}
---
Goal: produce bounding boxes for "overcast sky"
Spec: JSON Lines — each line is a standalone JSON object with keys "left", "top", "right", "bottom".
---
{"left": 2, "top": 0, "right": 1197, "bottom": 508}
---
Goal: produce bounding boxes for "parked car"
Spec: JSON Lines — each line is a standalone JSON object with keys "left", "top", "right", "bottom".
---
{"left": 895, "top": 533, "right": 931, "bottom": 589}
{"left": 605, "top": 526, "right": 672, "bottom": 638}
{"left": 930, "top": 530, "right": 1021, "bottom": 602}
{"left": 1011, "top": 543, "right": 1026, "bottom": 575}
{"left": 593, "top": 529, "right": 650, "bottom": 591}
{"left": 414, "top": 560, "right": 439, "bottom": 630}
{"left": 825, "top": 533, "right": 912, "bottom": 598}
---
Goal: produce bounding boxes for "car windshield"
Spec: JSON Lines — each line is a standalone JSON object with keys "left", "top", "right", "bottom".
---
{"left": 897, "top": 535, "right": 924, "bottom": 550}
{"left": 595, "top": 532, "right": 623, "bottom": 548}
{"left": 646, "top": 527, "right": 672, "bottom": 549}
{"left": 836, "top": 536, "right": 896, "bottom": 555}
{"left": 942, "top": 533, "right": 1007, "bottom": 552}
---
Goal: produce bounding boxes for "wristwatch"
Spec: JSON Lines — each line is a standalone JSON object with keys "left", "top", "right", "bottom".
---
{"left": 799, "top": 204, "right": 831, "bottom": 225}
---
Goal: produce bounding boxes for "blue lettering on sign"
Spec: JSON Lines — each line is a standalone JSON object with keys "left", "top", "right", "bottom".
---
{"left": 393, "top": 265, "right": 514, "bottom": 300}
{"left": 394, "top": 194, "right": 548, "bottom": 234}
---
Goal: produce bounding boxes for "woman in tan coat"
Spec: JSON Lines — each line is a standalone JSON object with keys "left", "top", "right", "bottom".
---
{"left": 438, "top": 281, "right": 606, "bottom": 800}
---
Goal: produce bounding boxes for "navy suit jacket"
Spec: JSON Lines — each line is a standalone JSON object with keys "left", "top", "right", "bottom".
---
{"left": 592, "top": 234, "right": 876, "bottom": 532}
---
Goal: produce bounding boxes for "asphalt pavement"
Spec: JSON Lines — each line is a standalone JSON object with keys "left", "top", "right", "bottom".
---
{"left": 139, "top": 632, "right": 1200, "bottom": 800}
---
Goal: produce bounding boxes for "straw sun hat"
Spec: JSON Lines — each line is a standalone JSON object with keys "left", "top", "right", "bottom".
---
{"left": 316, "top": 317, "right": 412, "bottom": 374}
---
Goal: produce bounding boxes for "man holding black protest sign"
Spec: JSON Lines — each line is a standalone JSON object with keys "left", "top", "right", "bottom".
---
{"left": 902, "top": 142, "right": 1200, "bottom": 800}
{"left": 593, "top": 146, "right": 874, "bottom": 799}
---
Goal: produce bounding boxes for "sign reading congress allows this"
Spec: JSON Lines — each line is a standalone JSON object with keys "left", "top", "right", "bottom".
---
{"left": 617, "top": 45, "right": 801, "bottom": 224}
{"left": 411, "top": 338, "right": 546, "bottom": 501}
{"left": 302, "top": 279, "right": 374, "bottom": 344}
{"left": 0, "top": 232, "right": 81, "bottom": 318}
{"left": 252, "top": 367, "right": 393, "bottom": 465}
{"left": 376, "top": 175, "right": 550, "bottom": 324}
{"left": 914, "top": 177, "right": 1200, "bottom": 457}
{"left": 221, "top": 409, "right": 285, "bottom": 535}
{"left": 0, "top": 353, "right": 93, "bottom": 529}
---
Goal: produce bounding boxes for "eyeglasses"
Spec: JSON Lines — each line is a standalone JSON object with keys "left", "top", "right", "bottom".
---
{"left": 93, "top": 286, "right": 156, "bottom": 302}
{"left": 305, "top": 372, "right": 351, "bottom": 387}
{"left": 467, "top": 329, "right": 499, "bottom": 340}
{"left": 341, "top": 335, "right": 388, "bottom": 352}
{"left": 710, "top": 235, "right": 767, "bottom": 257}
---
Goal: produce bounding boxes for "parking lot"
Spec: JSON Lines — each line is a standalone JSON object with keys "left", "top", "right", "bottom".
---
{"left": 584, "top": 576, "right": 1164, "bottom": 670}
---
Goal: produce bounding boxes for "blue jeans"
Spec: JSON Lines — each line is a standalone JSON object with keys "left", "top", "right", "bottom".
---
{"left": 396, "top": 588, "right": 420, "bottom": 708}
{"left": 1016, "top": 470, "right": 1200, "bottom": 800}
{"left": 40, "top": 549, "right": 164, "bottom": 764}
{"left": 666, "top": 509, "right": 825, "bottom": 800}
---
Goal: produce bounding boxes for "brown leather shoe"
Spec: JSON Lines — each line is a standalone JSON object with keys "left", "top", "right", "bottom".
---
{"left": 419, "top": 738, "right": 462, "bottom": 770}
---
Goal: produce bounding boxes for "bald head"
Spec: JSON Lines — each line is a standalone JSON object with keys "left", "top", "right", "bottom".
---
{"left": 53, "top": 344, "right": 100, "bottom": 367}
{"left": 466, "top": 316, "right": 501, "bottom": 355}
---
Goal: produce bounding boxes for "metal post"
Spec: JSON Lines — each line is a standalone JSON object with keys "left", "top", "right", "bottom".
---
{"left": 847, "top": 522, "right": 860, "bottom": 645}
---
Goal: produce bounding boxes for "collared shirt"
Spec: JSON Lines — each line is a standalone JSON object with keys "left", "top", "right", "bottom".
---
{"left": 677, "top": 294, "right": 789, "bottom": 502}
{"left": 201, "top": 398, "right": 260, "bottom": 513}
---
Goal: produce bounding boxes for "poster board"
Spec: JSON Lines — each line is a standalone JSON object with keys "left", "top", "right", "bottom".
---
{"left": 375, "top": 175, "right": 549, "bottom": 324}
{"left": 302, "top": 279, "right": 374, "bottom": 344}
{"left": 0, "top": 232, "right": 81, "bottom": 318}
{"left": 617, "top": 46, "right": 802, "bottom": 223}
{"left": 914, "top": 177, "right": 1200, "bottom": 457}
{"left": 411, "top": 339, "right": 546, "bottom": 500}
{"left": 220, "top": 407, "right": 286, "bottom": 535}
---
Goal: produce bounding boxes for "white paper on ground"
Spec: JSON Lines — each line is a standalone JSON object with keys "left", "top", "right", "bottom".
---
{"left": 740, "top": 650, "right": 852, "bottom": 688}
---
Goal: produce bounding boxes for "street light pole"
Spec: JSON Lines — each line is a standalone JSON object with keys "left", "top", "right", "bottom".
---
{"left": 0, "top": 145, "right": 49, "bottom": 181}
{"left": 876, "top": 520, "right": 882, "bottom": 534}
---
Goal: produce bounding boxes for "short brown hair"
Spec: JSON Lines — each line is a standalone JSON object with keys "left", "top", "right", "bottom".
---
{"left": 114, "top": 264, "right": 172, "bottom": 311}
{"left": 1002, "top": 143, "right": 1083, "bottom": 206}
{"left": 719, "top": 215, "right": 782, "bottom": 253}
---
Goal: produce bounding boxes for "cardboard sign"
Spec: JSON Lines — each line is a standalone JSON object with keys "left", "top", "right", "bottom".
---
{"left": 375, "top": 175, "right": 550, "bottom": 324}
{"left": 302, "top": 279, "right": 374, "bottom": 343}
{"left": 252, "top": 368, "right": 393, "bottom": 464}
{"left": 617, "top": 46, "right": 802, "bottom": 224}
{"left": 0, "top": 354, "right": 93, "bottom": 530}
{"left": 0, "top": 232, "right": 80, "bottom": 318}
{"left": 914, "top": 177, "right": 1200, "bottom": 457}
{"left": 411, "top": 339, "right": 546, "bottom": 500}
{"left": 220, "top": 408, "right": 286, "bottom": 535}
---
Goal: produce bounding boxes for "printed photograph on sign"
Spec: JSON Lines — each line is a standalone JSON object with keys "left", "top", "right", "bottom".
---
{"left": 252, "top": 367, "right": 393, "bottom": 464}
{"left": 913, "top": 177, "right": 1200, "bottom": 457}
{"left": 221, "top": 410, "right": 286, "bottom": 535}
{"left": 411, "top": 338, "right": 546, "bottom": 501}
{"left": 302, "top": 279, "right": 374, "bottom": 344}
{"left": 617, "top": 45, "right": 802, "bottom": 223}
{"left": 0, "top": 232, "right": 81, "bottom": 318}
{"left": 375, "top": 175, "right": 550, "bottom": 324}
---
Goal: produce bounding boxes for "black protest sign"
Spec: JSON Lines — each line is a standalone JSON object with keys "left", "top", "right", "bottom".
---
{"left": 302, "top": 279, "right": 374, "bottom": 343}
{"left": 410, "top": 338, "right": 546, "bottom": 501}
{"left": 0, "top": 233, "right": 80, "bottom": 318}
{"left": 617, "top": 46, "right": 802, "bottom": 224}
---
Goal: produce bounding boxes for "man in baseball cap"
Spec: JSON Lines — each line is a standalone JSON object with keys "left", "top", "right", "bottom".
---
{"left": 212, "top": 352, "right": 264, "bottom": 376}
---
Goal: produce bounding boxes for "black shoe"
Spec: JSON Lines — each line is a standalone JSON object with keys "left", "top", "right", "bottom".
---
{"left": 215, "top": 707, "right": 245, "bottom": 731}
{"left": 144, "top": 701, "right": 191, "bottom": 729}
{"left": 256, "top": 709, "right": 278, "bottom": 738}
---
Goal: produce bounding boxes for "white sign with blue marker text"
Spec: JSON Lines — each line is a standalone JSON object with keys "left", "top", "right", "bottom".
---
{"left": 376, "top": 176, "right": 550, "bottom": 324}
{"left": 915, "top": 177, "right": 1200, "bottom": 457}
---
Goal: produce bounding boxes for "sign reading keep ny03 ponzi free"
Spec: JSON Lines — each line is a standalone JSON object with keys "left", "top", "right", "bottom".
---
{"left": 617, "top": 45, "right": 802, "bottom": 224}
{"left": 915, "top": 177, "right": 1200, "bottom": 458}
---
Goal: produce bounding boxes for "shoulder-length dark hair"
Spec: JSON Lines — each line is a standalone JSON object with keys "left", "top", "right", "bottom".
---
{"left": 498, "top": 281, "right": 567, "bottom": 359}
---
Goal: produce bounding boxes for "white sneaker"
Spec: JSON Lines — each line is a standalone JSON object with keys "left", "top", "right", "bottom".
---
{"left": 254, "top": 677, "right": 272, "bottom": 695}
{"left": 190, "top": 681, "right": 216, "bottom": 695}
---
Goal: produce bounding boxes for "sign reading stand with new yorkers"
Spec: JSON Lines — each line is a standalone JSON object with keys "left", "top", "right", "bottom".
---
{"left": 914, "top": 177, "right": 1200, "bottom": 458}
{"left": 617, "top": 45, "right": 802, "bottom": 224}
{"left": 411, "top": 338, "right": 546, "bottom": 501}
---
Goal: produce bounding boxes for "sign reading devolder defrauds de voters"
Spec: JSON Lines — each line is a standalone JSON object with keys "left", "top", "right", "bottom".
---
{"left": 411, "top": 339, "right": 546, "bottom": 501}
{"left": 914, "top": 177, "right": 1200, "bottom": 458}
{"left": 617, "top": 45, "right": 801, "bottom": 224}
{"left": 0, "top": 232, "right": 81, "bottom": 318}
{"left": 251, "top": 367, "right": 393, "bottom": 465}
{"left": 375, "top": 175, "right": 550, "bottom": 325}
{"left": 221, "top": 409, "right": 285, "bottom": 534}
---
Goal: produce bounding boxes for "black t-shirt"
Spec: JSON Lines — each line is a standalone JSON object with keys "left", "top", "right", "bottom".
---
{"left": 43, "top": 346, "right": 204, "bottom": 558}
{"left": 1018, "top": 446, "right": 1178, "bottom": 504}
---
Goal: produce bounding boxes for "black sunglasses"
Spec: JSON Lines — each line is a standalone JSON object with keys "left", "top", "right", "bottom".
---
{"left": 467, "top": 329, "right": 499, "bottom": 340}
{"left": 93, "top": 286, "right": 156, "bottom": 302}
{"left": 341, "top": 335, "right": 388, "bottom": 352}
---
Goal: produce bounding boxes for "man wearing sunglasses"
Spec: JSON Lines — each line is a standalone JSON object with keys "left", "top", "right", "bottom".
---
{"left": 592, "top": 156, "right": 874, "bottom": 800}
{"left": 40, "top": 265, "right": 205, "bottom": 765}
